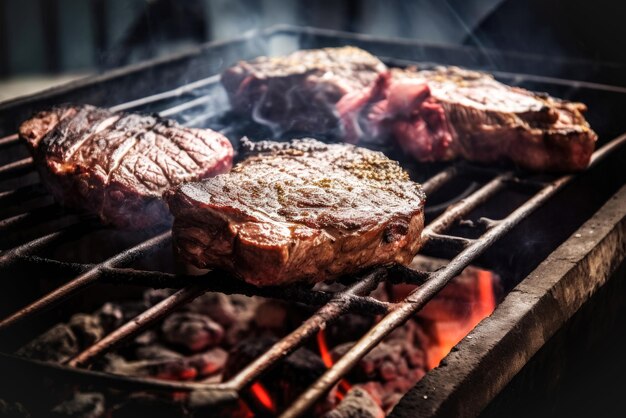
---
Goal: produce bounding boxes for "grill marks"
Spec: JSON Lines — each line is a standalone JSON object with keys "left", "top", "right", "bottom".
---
{"left": 19, "top": 105, "right": 233, "bottom": 228}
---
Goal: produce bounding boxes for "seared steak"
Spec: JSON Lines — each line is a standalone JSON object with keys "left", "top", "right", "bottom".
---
{"left": 19, "top": 105, "right": 233, "bottom": 228}
{"left": 339, "top": 66, "right": 597, "bottom": 171}
{"left": 165, "top": 138, "right": 425, "bottom": 286}
{"left": 223, "top": 46, "right": 596, "bottom": 171}
{"left": 221, "top": 46, "right": 387, "bottom": 135}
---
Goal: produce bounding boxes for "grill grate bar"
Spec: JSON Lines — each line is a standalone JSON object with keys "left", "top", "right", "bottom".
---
{"left": 158, "top": 95, "right": 216, "bottom": 118}
{"left": 421, "top": 233, "right": 476, "bottom": 256}
{"left": 0, "top": 157, "right": 34, "bottom": 179}
{"left": 0, "top": 183, "right": 47, "bottom": 204}
{"left": 6, "top": 255, "right": 397, "bottom": 316}
{"left": 0, "top": 204, "right": 68, "bottom": 231}
{"left": 0, "top": 352, "right": 238, "bottom": 397}
{"left": 108, "top": 74, "right": 221, "bottom": 113}
{"left": 0, "top": 231, "right": 171, "bottom": 331}
{"left": 0, "top": 221, "right": 97, "bottom": 268}
{"left": 0, "top": 133, "right": 18, "bottom": 148}
{"left": 421, "top": 165, "right": 459, "bottom": 195}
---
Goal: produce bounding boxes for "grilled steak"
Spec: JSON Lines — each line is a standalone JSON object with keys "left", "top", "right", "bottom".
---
{"left": 221, "top": 46, "right": 387, "bottom": 135}
{"left": 19, "top": 105, "right": 233, "bottom": 228}
{"left": 165, "top": 138, "right": 425, "bottom": 286}
{"left": 339, "top": 66, "right": 597, "bottom": 171}
{"left": 223, "top": 46, "right": 596, "bottom": 171}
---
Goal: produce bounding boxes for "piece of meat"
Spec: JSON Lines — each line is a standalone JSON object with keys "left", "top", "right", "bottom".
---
{"left": 165, "top": 138, "right": 425, "bottom": 286}
{"left": 337, "top": 66, "right": 597, "bottom": 172}
{"left": 224, "top": 46, "right": 596, "bottom": 171}
{"left": 221, "top": 46, "right": 387, "bottom": 135}
{"left": 19, "top": 105, "right": 233, "bottom": 228}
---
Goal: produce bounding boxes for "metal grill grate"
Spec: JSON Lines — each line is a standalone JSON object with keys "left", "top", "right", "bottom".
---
{"left": 1, "top": 28, "right": 626, "bottom": 418}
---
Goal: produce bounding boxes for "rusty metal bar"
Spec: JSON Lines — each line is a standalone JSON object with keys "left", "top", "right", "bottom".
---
{"left": 158, "top": 95, "right": 215, "bottom": 118}
{"left": 68, "top": 284, "right": 209, "bottom": 368}
{"left": 0, "top": 183, "right": 47, "bottom": 205}
{"left": 0, "top": 352, "right": 238, "bottom": 399}
{"left": 421, "top": 165, "right": 459, "bottom": 195}
{"left": 0, "top": 157, "right": 34, "bottom": 179}
{"left": 6, "top": 257, "right": 395, "bottom": 315}
{"left": 109, "top": 74, "right": 220, "bottom": 113}
{"left": 421, "top": 233, "right": 476, "bottom": 257}
{"left": 0, "top": 204, "right": 67, "bottom": 231}
{"left": 0, "top": 231, "right": 171, "bottom": 332}
{"left": 0, "top": 221, "right": 95, "bottom": 266}
{"left": 278, "top": 135, "right": 626, "bottom": 418}
{"left": 0, "top": 133, "right": 19, "bottom": 148}
{"left": 97, "top": 267, "right": 394, "bottom": 315}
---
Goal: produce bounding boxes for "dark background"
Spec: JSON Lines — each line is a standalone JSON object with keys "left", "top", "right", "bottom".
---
{"left": 0, "top": 0, "right": 625, "bottom": 77}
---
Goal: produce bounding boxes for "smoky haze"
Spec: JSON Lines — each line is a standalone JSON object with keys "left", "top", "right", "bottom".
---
{"left": 1, "top": 0, "right": 625, "bottom": 79}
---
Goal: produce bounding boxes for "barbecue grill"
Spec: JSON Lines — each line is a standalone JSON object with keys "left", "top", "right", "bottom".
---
{"left": 1, "top": 26, "right": 626, "bottom": 418}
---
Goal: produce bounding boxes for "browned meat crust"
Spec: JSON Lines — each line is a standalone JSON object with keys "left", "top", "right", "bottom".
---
{"left": 165, "top": 138, "right": 425, "bottom": 286}
{"left": 223, "top": 47, "right": 597, "bottom": 172}
{"left": 221, "top": 46, "right": 387, "bottom": 134}
{"left": 19, "top": 105, "right": 233, "bottom": 228}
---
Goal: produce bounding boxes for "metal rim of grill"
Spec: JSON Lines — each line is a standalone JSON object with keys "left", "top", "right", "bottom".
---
{"left": 1, "top": 25, "right": 626, "bottom": 418}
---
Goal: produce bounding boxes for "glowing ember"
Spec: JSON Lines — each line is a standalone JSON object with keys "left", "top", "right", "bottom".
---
{"left": 317, "top": 329, "right": 334, "bottom": 368}
{"left": 317, "top": 330, "right": 352, "bottom": 398}
{"left": 250, "top": 382, "right": 276, "bottom": 414}
{"left": 424, "top": 269, "right": 497, "bottom": 369}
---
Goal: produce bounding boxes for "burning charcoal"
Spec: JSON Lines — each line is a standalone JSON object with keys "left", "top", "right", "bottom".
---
{"left": 135, "top": 344, "right": 182, "bottom": 360}
{"left": 189, "top": 396, "right": 250, "bottom": 418}
{"left": 161, "top": 312, "right": 224, "bottom": 352}
{"left": 222, "top": 335, "right": 276, "bottom": 379}
{"left": 68, "top": 314, "right": 104, "bottom": 347}
{"left": 253, "top": 300, "right": 288, "bottom": 330}
{"left": 95, "top": 301, "right": 148, "bottom": 332}
{"left": 50, "top": 393, "right": 105, "bottom": 418}
{"left": 118, "top": 301, "right": 150, "bottom": 321}
{"left": 95, "top": 303, "right": 125, "bottom": 332}
{"left": 0, "top": 399, "right": 30, "bottom": 418}
{"left": 322, "top": 387, "right": 385, "bottom": 418}
{"left": 331, "top": 332, "right": 428, "bottom": 412}
{"left": 17, "top": 324, "right": 78, "bottom": 363}
{"left": 144, "top": 289, "right": 176, "bottom": 306}
{"left": 185, "top": 293, "right": 239, "bottom": 327}
{"left": 110, "top": 394, "right": 188, "bottom": 418}
{"left": 104, "top": 347, "right": 227, "bottom": 381}
{"left": 104, "top": 354, "right": 198, "bottom": 381}
{"left": 325, "top": 313, "right": 376, "bottom": 346}
{"left": 186, "top": 348, "right": 228, "bottom": 377}
{"left": 133, "top": 330, "right": 158, "bottom": 347}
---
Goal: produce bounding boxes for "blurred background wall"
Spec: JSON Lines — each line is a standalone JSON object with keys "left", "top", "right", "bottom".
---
{"left": 0, "top": 0, "right": 623, "bottom": 100}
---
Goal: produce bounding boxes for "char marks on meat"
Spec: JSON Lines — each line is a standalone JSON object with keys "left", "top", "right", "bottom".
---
{"left": 19, "top": 105, "right": 233, "bottom": 228}
{"left": 221, "top": 46, "right": 386, "bottom": 135}
{"left": 165, "top": 138, "right": 425, "bottom": 286}
{"left": 223, "top": 47, "right": 597, "bottom": 172}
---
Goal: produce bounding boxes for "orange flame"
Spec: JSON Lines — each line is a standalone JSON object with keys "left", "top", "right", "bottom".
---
{"left": 250, "top": 382, "right": 276, "bottom": 414}
{"left": 317, "top": 330, "right": 352, "bottom": 399}
{"left": 425, "top": 269, "right": 496, "bottom": 369}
